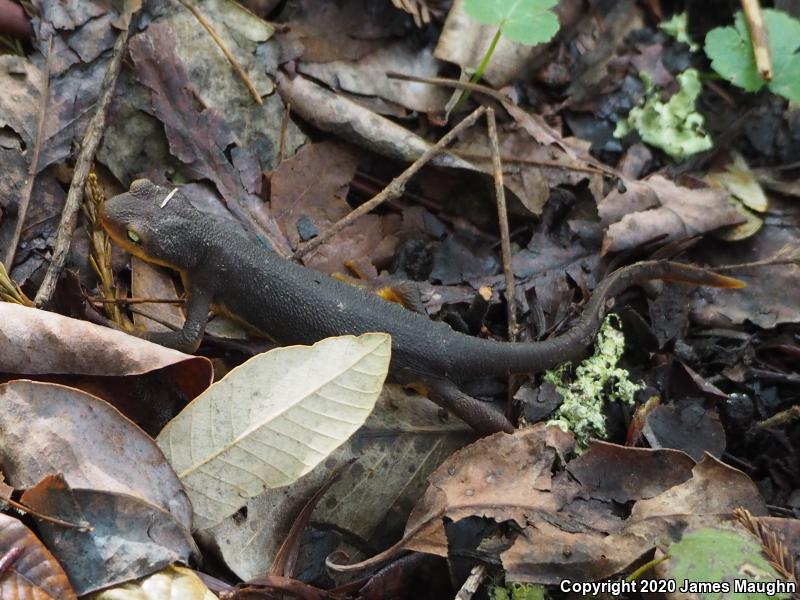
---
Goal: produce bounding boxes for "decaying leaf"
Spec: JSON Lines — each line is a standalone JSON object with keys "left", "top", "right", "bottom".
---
{"left": 203, "top": 384, "right": 474, "bottom": 580}
{"left": 87, "top": 565, "right": 216, "bottom": 600}
{"left": 157, "top": 333, "right": 391, "bottom": 529}
{"left": 298, "top": 40, "right": 450, "bottom": 115}
{"left": 331, "top": 426, "right": 770, "bottom": 584}
{"left": 0, "top": 513, "right": 77, "bottom": 600}
{"left": 21, "top": 475, "right": 194, "bottom": 596}
{"left": 598, "top": 175, "right": 744, "bottom": 253}
{"left": 707, "top": 151, "right": 768, "bottom": 241}
{"left": 692, "top": 215, "right": 800, "bottom": 328}
{"left": 0, "top": 303, "right": 212, "bottom": 400}
{"left": 276, "top": 72, "right": 477, "bottom": 171}
{"left": 0, "top": 380, "right": 192, "bottom": 530}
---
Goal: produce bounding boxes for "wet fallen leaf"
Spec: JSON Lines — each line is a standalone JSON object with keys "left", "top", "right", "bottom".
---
{"left": 0, "top": 512, "right": 77, "bottom": 600}
{"left": 21, "top": 474, "right": 194, "bottom": 596}
{"left": 332, "top": 426, "right": 768, "bottom": 584}
{"left": 0, "top": 303, "right": 211, "bottom": 400}
{"left": 599, "top": 175, "right": 744, "bottom": 253}
{"left": 158, "top": 333, "right": 391, "bottom": 530}
{"left": 276, "top": 72, "right": 477, "bottom": 171}
{"left": 0, "top": 380, "right": 192, "bottom": 530}
{"left": 269, "top": 140, "right": 398, "bottom": 275}
{"left": 87, "top": 565, "right": 216, "bottom": 600}
{"left": 204, "top": 384, "right": 474, "bottom": 580}
{"left": 130, "top": 256, "right": 185, "bottom": 332}
{"left": 692, "top": 211, "right": 800, "bottom": 328}
{"left": 641, "top": 400, "right": 726, "bottom": 462}
{"left": 298, "top": 39, "right": 449, "bottom": 115}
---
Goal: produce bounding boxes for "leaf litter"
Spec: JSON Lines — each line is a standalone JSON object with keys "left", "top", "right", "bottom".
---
{"left": 0, "top": 0, "right": 798, "bottom": 597}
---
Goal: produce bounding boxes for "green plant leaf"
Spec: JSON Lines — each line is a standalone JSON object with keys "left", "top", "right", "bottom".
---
{"left": 705, "top": 9, "right": 800, "bottom": 102}
{"left": 663, "top": 527, "right": 791, "bottom": 599}
{"left": 463, "top": 0, "right": 560, "bottom": 45}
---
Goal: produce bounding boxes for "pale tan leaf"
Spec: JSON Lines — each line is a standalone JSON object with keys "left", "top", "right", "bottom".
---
{"left": 87, "top": 565, "right": 215, "bottom": 600}
{"left": 157, "top": 333, "right": 391, "bottom": 529}
{"left": 0, "top": 303, "right": 211, "bottom": 400}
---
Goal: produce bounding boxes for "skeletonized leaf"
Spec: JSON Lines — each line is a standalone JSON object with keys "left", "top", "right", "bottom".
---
{"left": 0, "top": 513, "right": 77, "bottom": 600}
{"left": 157, "top": 333, "right": 391, "bottom": 529}
{"left": 86, "top": 565, "right": 216, "bottom": 600}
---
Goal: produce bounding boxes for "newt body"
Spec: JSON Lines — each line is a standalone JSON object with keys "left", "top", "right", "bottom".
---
{"left": 101, "top": 180, "right": 744, "bottom": 433}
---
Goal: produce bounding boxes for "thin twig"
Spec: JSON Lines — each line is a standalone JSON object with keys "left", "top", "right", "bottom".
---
{"left": 89, "top": 296, "right": 186, "bottom": 305}
{"left": 741, "top": 0, "right": 772, "bottom": 81}
{"left": 5, "top": 495, "right": 92, "bottom": 531}
{"left": 455, "top": 564, "right": 487, "bottom": 600}
{"left": 3, "top": 36, "right": 51, "bottom": 268}
{"left": 486, "top": 109, "right": 517, "bottom": 341}
{"left": 387, "top": 71, "right": 511, "bottom": 104}
{"left": 452, "top": 149, "right": 606, "bottom": 176}
{"left": 711, "top": 244, "right": 800, "bottom": 272}
{"left": 293, "top": 106, "right": 488, "bottom": 259}
{"left": 34, "top": 18, "right": 134, "bottom": 307}
{"left": 387, "top": 71, "right": 621, "bottom": 178}
{"left": 175, "top": 0, "right": 262, "bottom": 104}
{"left": 279, "top": 101, "right": 291, "bottom": 162}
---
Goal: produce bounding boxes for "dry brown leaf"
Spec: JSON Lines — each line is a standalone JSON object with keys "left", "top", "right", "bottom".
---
{"left": 0, "top": 380, "right": 192, "bottom": 530}
{"left": 130, "top": 256, "right": 185, "bottom": 333}
{"left": 434, "top": 0, "right": 542, "bottom": 86}
{"left": 21, "top": 474, "right": 194, "bottom": 596}
{"left": 0, "top": 303, "right": 211, "bottom": 400}
{"left": 298, "top": 40, "right": 449, "bottom": 115}
{"left": 598, "top": 175, "right": 744, "bottom": 253}
{"left": 332, "top": 426, "right": 768, "bottom": 584}
{"left": 0, "top": 512, "right": 77, "bottom": 600}
{"left": 402, "top": 426, "right": 575, "bottom": 557}
{"left": 276, "top": 72, "right": 477, "bottom": 171}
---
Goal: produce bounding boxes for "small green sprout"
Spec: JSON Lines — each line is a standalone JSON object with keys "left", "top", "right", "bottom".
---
{"left": 614, "top": 69, "right": 713, "bottom": 161}
{"left": 490, "top": 581, "right": 547, "bottom": 600}
{"left": 546, "top": 315, "right": 643, "bottom": 451}
{"left": 460, "top": 0, "right": 560, "bottom": 105}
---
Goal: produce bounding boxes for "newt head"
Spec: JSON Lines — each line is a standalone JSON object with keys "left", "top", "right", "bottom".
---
{"left": 100, "top": 179, "right": 202, "bottom": 272}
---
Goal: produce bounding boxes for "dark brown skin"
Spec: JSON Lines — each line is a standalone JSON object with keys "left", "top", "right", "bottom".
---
{"left": 101, "top": 180, "right": 745, "bottom": 434}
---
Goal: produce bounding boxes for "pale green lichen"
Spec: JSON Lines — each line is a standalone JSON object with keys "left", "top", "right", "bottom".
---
{"left": 614, "top": 68, "right": 712, "bottom": 160}
{"left": 546, "top": 315, "right": 643, "bottom": 451}
{"left": 490, "top": 582, "right": 547, "bottom": 600}
{"left": 660, "top": 12, "right": 699, "bottom": 51}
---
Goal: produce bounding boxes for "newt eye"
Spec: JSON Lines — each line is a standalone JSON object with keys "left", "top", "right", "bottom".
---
{"left": 127, "top": 229, "right": 141, "bottom": 244}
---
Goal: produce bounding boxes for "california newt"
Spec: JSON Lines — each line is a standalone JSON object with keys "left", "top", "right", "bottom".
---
{"left": 101, "top": 179, "right": 744, "bottom": 434}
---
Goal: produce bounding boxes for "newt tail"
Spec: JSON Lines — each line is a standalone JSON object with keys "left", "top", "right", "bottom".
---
{"left": 101, "top": 180, "right": 745, "bottom": 435}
